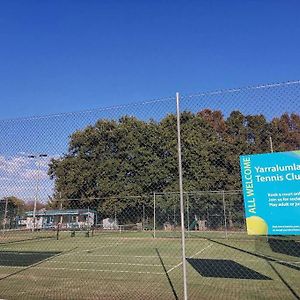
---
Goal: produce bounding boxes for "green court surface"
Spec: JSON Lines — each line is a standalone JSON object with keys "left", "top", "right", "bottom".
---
{"left": 0, "top": 231, "right": 299, "bottom": 299}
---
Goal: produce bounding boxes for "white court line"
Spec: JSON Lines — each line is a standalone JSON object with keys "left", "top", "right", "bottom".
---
{"left": 0, "top": 266, "right": 24, "bottom": 269}
{"left": 189, "top": 243, "right": 214, "bottom": 259}
{"left": 0, "top": 237, "right": 53, "bottom": 246}
{"left": 47, "top": 261, "right": 174, "bottom": 267}
{"left": 32, "top": 266, "right": 164, "bottom": 275}
{"left": 167, "top": 243, "right": 213, "bottom": 274}
{"left": 236, "top": 259, "right": 300, "bottom": 264}
{"left": 77, "top": 254, "right": 182, "bottom": 259}
{"left": 58, "top": 243, "right": 123, "bottom": 258}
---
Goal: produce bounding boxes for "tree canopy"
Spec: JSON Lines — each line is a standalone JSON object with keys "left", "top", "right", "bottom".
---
{"left": 48, "top": 110, "right": 300, "bottom": 220}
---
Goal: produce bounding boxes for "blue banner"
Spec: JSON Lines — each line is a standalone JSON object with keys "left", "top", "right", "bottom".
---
{"left": 240, "top": 150, "right": 300, "bottom": 235}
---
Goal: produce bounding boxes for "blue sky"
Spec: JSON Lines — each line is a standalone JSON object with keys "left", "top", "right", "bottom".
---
{"left": 0, "top": 0, "right": 300, "bottom": 201}
{"left": 0, "top": 0, "right": 300, "bottom": 120}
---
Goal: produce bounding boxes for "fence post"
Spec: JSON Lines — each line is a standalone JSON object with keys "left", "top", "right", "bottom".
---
{"left": 59, "top": 193, "right": 63, "bottom": 224}
{"left": 3, "top": 198, "right": 8, "bottom": 231}
{"left": 142, "top": 204, "right": 145, "bottom": 231}
{"left": 176, "top": 92, "right": 188, "bottom": 300}
{"left": 173, "top": 205, "right": 176, "bottom": 225}
{"left": 186, "top": 193, "right": 190, "bottom": 237}
{"left": 269, "top": 136, "right": 274, "bottom": 153}
{"left": 222, "top": 190, "right": 228, "bottom": 239}
{"left": 153, "top": 192, "right": 156, "bottom": 238}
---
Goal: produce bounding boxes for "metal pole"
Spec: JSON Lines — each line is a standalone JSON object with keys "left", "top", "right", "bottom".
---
{"left": 173, "top": 204, "right": 176, "bottom": 225}
{"left": 268, "top": 138, "right": 273, "bottom": 242}
{"left": 32, "top": 157, "right": 41, "bottom": 232}
{"left": 186, "top": 193, "right": 190, "bottom": 237}
{"left": 59, "top": 193, "right": 63, "bottom": 225}
{"left": 29, "top": 154, "right": 47, "bottom": 232}
{"left": 176, "top": 92, "right": 188, "bottom": 300}
{"left": 222, "top": 190, "right": 228, "bottom": 239}
{"left": 153, "top": 192, "right": 156, "bottom": 238}
{"left": 142, "top": 204, "right": 145, "bottom": 231}
{"left": 269, "top": 136, "right": 274, "bottom": 153}
{"left": 3, "top": 198, "right": 8, "bottom": 231}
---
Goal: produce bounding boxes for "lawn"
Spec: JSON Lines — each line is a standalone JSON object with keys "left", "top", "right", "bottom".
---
{"left": 0, "top": 230, "right": 299, "bottom": 299}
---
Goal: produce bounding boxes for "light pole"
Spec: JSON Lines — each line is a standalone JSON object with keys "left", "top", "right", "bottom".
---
{"left": 28, "top": 154, "right": 47, "bottom": 231}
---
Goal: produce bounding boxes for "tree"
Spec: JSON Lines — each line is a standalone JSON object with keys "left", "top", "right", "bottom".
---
{"left": 0, "top": 196, "right": 26, "bottom": 229}
{"left": 48, "top": 110, "right": 300, "bottom": 224}
{"left": 270, "top": 113, "right": 300, "bottom": 151}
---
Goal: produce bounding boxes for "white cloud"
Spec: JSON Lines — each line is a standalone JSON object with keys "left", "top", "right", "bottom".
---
{"left": 0, "top": 154, "right": 56, "bottom": 199}
{"left": 0, "top": 154, "right": 56, "bottom": 175}
{"left": 0, "top": 155, "right": 32, "bottom": 173}
{"left": 22, "top": 169, "right": 49, "bottom": 180}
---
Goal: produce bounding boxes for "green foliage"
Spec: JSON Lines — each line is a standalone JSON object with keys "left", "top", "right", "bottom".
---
{"left": 0, "top": 196, "right": 26, "bottom": 228}
{"left": 48, "top": 110, "right": 299, "bottom": 222}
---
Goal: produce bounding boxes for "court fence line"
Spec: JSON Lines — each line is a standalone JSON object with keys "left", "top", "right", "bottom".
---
{"left": 0, "top": 80, "right": 300, "bottom": 299}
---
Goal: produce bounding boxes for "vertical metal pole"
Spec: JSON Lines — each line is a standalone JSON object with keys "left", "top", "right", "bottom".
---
{"left": 142, "top": 204, "right": 145, "bottom": 231}
{"left": 176, "top": 92, "right": 188, "bottom": 300}
{"left": 59, "top": 193, "right": 63, "bottom": 225}
{"left": 29, "top": 154, "right": 47, "bottom": 232}
{"left": 268, "top": 138, "right": 273, "bottom": 243}
{"left": 33, "top": 157, "right": 41, "bottom": 232}
{"left": 3, "top": 198, "right": 8, "bottom": 231}
{"left": 186, "top": 193, "right": 190, "bottom": 237}
{"left": 153, "top": 192, "right": 156, "bottom": 238}
{"left": 269, "top": 136, "right": 274, "bottom": 153}
{"left": 222, "top": 190, "right": 228, "bottom": 239}
{"left": 173, "top": 204, "right": 176, "bottom": 225}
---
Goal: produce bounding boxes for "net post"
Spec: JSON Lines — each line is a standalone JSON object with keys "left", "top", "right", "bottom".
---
{"left": 176, "top": 92, "right": 188, "bottom": 300}
{"left": 56, "top": 223, "right": 60, "bottom": 240}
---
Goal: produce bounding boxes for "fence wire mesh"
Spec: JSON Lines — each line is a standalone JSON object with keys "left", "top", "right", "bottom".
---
{"left": 180, "top": 81, "right": 300, "bottom": 300}
{"left": 0, "top": 80, "right": 299, "bottom": 299}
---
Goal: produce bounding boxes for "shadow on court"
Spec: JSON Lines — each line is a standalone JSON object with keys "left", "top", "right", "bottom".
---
{"left": 0, "top": 251, "right": 61, "bottom": 267}
{"left": 207, "top": 238, "right": 300, "bottom": 300}
{"left": 0, "top": 248, "right": 77, "bottom": 283}
{"left": 268, "top": 238, "right": 300, "bottom": 258}
{"left": 187, "top": 258, "right": 271, "bottom": 280}
{"left": 155, "top": 248, "right": 178, "bottom": 300}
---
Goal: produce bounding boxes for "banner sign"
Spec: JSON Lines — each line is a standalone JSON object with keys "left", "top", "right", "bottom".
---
{"left": 240, "top": 150, "right": 300, "bottom": 235}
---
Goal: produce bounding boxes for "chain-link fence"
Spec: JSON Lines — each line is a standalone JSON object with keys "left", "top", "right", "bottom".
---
{"left": 152, "top": 190, "right": 244, "bottom": 239}
{"left": 0, "top": 81, "right": 299, "bottom": 299}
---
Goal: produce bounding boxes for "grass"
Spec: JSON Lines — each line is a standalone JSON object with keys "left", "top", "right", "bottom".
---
{"left": 0, "top": 230, "right": 299, "bottom": 299}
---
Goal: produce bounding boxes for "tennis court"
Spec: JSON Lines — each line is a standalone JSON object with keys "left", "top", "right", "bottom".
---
{"left": 0, "top": 80, "right": 299, "bottom": 299}
{"left": 0, "top": 230, "right": 299, "bottom": 299}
